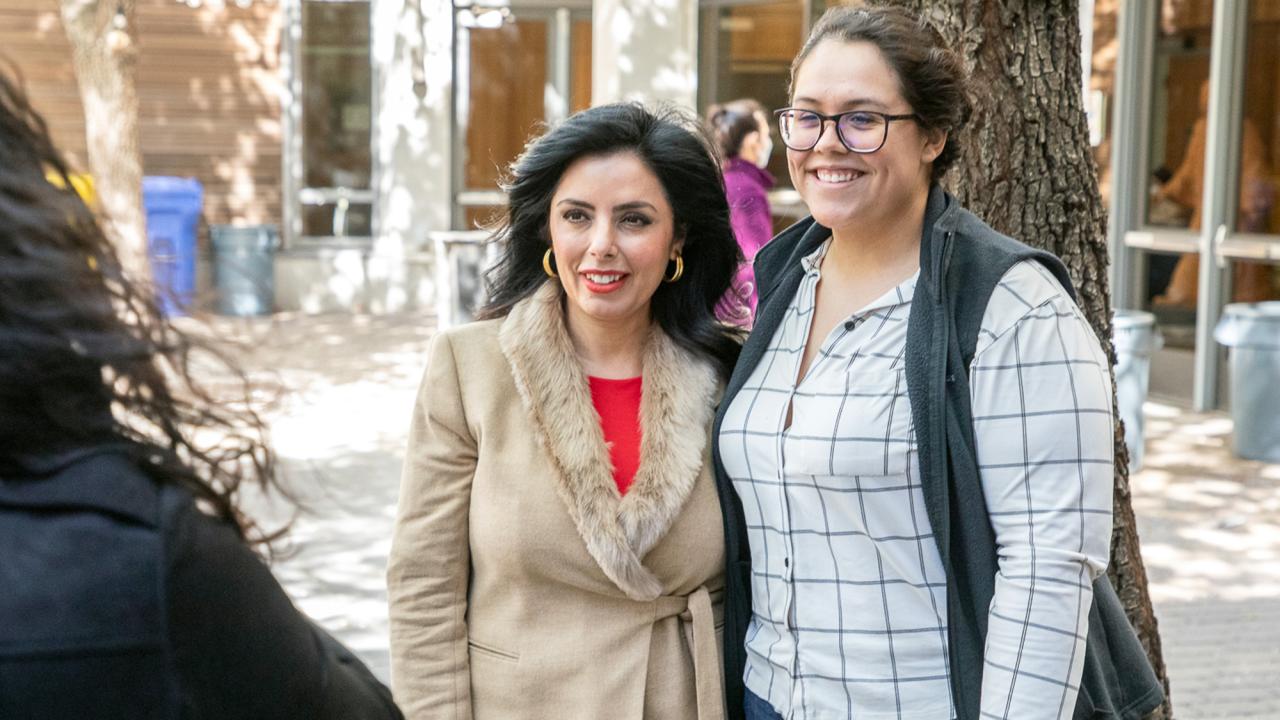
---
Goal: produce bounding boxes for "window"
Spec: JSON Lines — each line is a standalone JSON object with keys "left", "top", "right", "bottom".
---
{"left": 297, "top": 0, "right": 374, "bottom": 241}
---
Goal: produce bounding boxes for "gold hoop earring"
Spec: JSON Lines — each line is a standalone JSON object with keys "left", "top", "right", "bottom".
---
{"left": 542, "top": 248, "right": 558, "bottom": 278}
{"left": 664, "top": 255, "right": 684, "bottom": 283}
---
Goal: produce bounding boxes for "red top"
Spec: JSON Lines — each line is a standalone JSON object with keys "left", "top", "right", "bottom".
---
{"left": 588, "top": 376, "right": 643, "bottom": 495}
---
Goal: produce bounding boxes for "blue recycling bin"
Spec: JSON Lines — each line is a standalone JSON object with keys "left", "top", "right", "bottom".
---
{"left": 142, "top": 176, "right": 203, "bottom": 316}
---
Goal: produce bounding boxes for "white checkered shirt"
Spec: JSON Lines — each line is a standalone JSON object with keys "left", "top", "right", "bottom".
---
{"left": 719, "top": 241, "right": 1114, "bottom": 720}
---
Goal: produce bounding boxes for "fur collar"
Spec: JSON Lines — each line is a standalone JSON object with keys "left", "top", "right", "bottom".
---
{"left": 499, "top": 282, "right": 719, "bottom": 601}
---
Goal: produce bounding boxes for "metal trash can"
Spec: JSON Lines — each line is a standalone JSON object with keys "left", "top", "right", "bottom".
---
{"left": 1214, "top": 302, "right": 1280, "bottom": 462}
{"left": 210, "top": 225, "right": 277, "bottom": 316}
{"left": 142, "top": 176, "right": 203, "bottom": 316}
{"left": 1113, "top": 310, "right": 1163, "bottom": 470}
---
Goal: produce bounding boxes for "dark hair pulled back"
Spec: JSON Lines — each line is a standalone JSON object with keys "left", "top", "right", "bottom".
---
{"left": 478, "top": 102, "right": 742, "bottom": 380}
{"left": 706, "top": 98, "right": 765, "bottom": 160}
{"left": 791, "top": 5, "right": 972, "bottom": 180}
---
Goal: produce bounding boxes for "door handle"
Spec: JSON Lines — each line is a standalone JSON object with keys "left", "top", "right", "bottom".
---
{"left": 1213, "top": 223, "right": 1228, "bottom": 269}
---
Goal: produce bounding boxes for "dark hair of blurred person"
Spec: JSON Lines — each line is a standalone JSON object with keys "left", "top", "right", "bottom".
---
{"left": 707, "top": 98, "right": 766, "bottom": 161}
{"left": 478, "top": 101, "right": 742, "bottom": 380}
{"left": 0, "top": 65, "right": 402, "bottom": 720}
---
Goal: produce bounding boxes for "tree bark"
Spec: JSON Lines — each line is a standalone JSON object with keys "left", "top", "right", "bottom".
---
{"left": 59, "top": 0, "right": 149, "bottom": 282}
{"left": 880, "top": 1, "right": 1173, "bottom": 716}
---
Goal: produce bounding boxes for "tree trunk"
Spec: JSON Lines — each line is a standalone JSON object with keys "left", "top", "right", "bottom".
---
{"left": 880, "top": 1, "right": 1173, "bottom": 716}
{"left": 59, "top": 0, "right": 149, "bottom": 282}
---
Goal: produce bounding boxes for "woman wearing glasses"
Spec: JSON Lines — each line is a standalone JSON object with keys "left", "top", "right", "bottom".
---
{"left": 388, "top": 103, "right": 740, "bottom": 720}
{"left": 713, "top": 6, "right": 1163, "bottom": 720}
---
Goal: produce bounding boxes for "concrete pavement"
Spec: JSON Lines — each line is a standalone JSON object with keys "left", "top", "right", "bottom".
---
{"left": 190, "top": 311, "right": 436, "bottom": 681}
{"left": 1130, "top": 401, "right": 1280, "bottom": 719}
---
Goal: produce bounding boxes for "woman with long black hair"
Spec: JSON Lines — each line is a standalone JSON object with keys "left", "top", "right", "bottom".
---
{"left": 0, "top": 67, "right": 401, "bottom": 720}
{"left": 388, "top": 102, "right": 741, "bottom": 720}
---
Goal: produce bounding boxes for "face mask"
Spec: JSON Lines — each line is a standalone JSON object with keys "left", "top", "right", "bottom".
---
{"left": 754, "top": 133, "right": 773, "bottom": 169}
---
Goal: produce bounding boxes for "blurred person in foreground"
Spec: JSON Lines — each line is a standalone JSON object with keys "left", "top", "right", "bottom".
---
{"left": 387, "top": 103, "right": 741, "bottom": 719}
{"left": 0, "top": 67, "right": 402, "bottom": 720}
{"left": 708, "top": 99, "right": 776, "bottom": 328}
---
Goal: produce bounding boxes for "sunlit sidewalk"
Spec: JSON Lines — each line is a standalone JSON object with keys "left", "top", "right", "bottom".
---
{"left": 1132, "top": 401, "right": 1280, "bottom": 719}
{"left": 190, "top": 313, "right": 1280, "bottom": 715}
{"left": 186, "top": 311, "right": 438, "bottom": 681}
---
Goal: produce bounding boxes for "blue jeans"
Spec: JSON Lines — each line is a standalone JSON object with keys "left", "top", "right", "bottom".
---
{"left": 744, "top": 688, "right": 784, "bottom": 720}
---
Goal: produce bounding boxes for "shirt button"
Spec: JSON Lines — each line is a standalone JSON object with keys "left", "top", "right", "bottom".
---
{"left": 784, "top": 557, "right": 790, "bottom": 568}
{"left": 844, "top": 319, "right": 857, "bottom": 331}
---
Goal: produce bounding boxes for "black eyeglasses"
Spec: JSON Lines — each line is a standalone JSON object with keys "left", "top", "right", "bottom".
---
{"left": 773, "top": 108, "right": 919, "bottom": 153}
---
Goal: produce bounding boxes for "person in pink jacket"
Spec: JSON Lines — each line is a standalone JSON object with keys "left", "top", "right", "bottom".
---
{"left": 708, "top": 99, "right": 776, "bottom": 328}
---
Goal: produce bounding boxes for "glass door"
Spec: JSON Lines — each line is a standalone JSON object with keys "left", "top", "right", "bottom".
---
{"left": 1117, "top": 0, "right": 1274, "bottom": 408}
{"left": 1119, "top": 0, "right": 1216, "bottom": 404}
{"left": 1135, "top": 0, "right": 1214, "bottom": 344}
{"left": 285, "top": 0, "right": 375, "bottom": 244}
{"left": 1217, "top": 0, "right": 1280, "bottom": 294}
{"left": 452, "top": 2, "right": 592, "bottom": 230}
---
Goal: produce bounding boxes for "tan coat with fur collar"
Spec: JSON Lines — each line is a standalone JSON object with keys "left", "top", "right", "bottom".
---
{"left": 388, "top": 283, "right": 727, "bottom": 720}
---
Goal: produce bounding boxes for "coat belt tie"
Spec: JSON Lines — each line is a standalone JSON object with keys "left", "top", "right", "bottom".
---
{"left": 655, "top": 585, "right": 724, "bottom": 720}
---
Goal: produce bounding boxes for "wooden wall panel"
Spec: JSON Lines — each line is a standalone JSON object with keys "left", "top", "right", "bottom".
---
{"left": 571, "top": 18, "right": 592, "bottom": 114}
{"left": 464, "top": 20, "right": 547, "bottom": 190}
{"left": 725, "top": 3, "right": 802, "bottom": 66}
{"left": 0, "top": 5, "right": 86, "bottom": 164}
{"left": 0, "top": 0, "right": 284, "bottom": 230}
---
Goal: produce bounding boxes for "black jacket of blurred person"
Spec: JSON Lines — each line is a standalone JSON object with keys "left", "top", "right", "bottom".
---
{"left": 0, "top": 66, "right": 403, "bottom": 720}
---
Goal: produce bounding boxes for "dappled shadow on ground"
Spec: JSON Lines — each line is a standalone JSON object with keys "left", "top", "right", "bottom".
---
{"left": 1131, "top": 401, "right": 1280, "bottom": 718}
{"left": 178, "top": 311, "right": 438, "bottom": 680}
{"left": 180, "top": 311, "right": 436, "bottom": 458}
{"left": 270, "top": 450, "right": 402, "bottom": 680}
{"left": 1132, "top": 402, "right": 1280, "bottom": 603}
